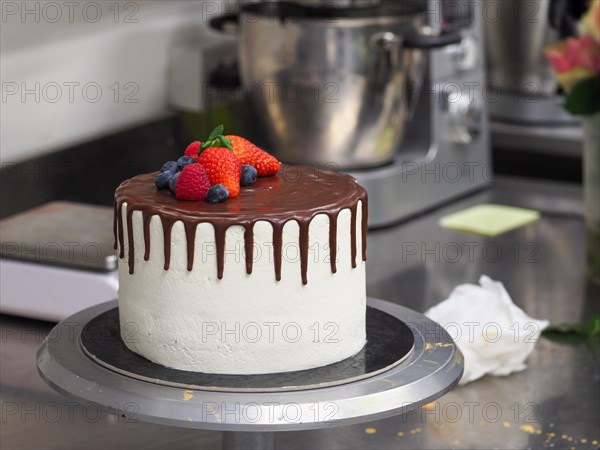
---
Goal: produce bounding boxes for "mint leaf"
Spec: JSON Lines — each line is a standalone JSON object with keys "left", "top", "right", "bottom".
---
{"left": 207, "top": 125, "right": 224, "bottom": 142}
{"left": 219, "top": 135, "right": 233, "bottom": 151}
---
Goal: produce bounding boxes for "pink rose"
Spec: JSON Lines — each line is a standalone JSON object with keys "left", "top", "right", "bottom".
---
{"left": 545, "top": 36, "right": 600, "bottom": 73}
{"left": 545, "top": 36, "right": 600, "bottom": 91}
{"left": 574, "top": 36, "right": 600, "bottom": 73}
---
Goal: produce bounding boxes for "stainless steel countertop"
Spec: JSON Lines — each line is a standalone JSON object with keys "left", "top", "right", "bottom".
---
{"left": 2, "top": 177, "right": 599, "bottom": 449}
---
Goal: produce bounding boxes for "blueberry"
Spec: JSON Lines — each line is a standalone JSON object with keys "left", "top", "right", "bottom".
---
{"left": 168, "top": 172, "right": 180, "bottom": 194}
{"left": 240, "top": 164, "right": 257, "bottom": 186}
{"left": 160, "top": 161, "right": 178, "bottom": 174}
{"left": 155, "top": 171, "right": 172, "bottom": 189}
{"left": 206, "top": 184, "right": 229, "bottom": 203}
{"left": 177, "top": 156, "right": 196, "bottom": 171}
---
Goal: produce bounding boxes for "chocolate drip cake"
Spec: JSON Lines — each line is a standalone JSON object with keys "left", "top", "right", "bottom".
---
{"left": 114, "top": 132, "right": 368, "bottom": 374}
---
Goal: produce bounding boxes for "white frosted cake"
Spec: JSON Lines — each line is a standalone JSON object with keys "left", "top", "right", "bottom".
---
{"left": 114, "top": 164, "right": 368, "bottom": 375}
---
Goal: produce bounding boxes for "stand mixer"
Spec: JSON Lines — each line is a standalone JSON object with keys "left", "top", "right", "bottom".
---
{"left": 169, "top": 0, "right": 490, "bottom": 227}
{"left": 484, "top": 0, "right": 582, "bottom": 156}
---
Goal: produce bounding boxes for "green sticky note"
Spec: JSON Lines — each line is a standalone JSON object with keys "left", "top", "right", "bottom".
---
{"left": 439, "top": 204, "right": 540, "bottom": 237}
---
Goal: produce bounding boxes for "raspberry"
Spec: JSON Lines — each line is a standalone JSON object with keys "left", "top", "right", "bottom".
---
{"left": 174, "top": 164, "right": 210, "bottom": 201}
{"left": 184, "top": 141, "right": 202, "bottom": 161}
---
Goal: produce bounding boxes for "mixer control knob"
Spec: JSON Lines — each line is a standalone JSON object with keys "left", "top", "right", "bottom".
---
{"left": 446, "top": 35, "right": 478, "bottom": 72}
{"left": 443, "top": 86, "right": 483, "bottom": 145}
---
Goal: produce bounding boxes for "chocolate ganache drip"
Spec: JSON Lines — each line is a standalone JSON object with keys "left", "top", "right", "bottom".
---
{"left": 114, "top": 165, "right": 367, "bottom": 284}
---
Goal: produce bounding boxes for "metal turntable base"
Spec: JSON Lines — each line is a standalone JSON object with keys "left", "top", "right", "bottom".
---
{"left": 80, "top": 306, "right": 414, "bottom": 393}
{"left": 37, "top": 298, "right": 463, "bottom": 450}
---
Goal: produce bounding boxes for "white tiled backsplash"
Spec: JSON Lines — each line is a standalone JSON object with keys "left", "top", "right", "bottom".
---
{"left": 1, "top": 1, "right": 232, "bottom": 164}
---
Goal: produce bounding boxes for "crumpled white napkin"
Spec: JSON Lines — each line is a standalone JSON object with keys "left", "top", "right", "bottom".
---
{"left": 425, "top": 275, "right": 549, "bottom": 385}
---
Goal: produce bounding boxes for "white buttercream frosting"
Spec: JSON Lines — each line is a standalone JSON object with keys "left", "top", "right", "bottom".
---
{"left": 117, "top": 202, "right": 366, "bottom": 374}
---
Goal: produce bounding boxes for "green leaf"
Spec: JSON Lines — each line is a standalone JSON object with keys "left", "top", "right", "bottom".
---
{"left": 219, "top": 135, "right": 233, "bottom": 151}
{"left": 565, "top": 78, "right": 600, "bottom": 115}
{"left": 542, "top": 330, "right": 587, "bottom": 345}
{"left": 541, "top": 315, "right": 600, "bottom": 346}
{"left": 207, "top": 125, "right": 224, "bottom": 142}
{"left": 584, "top": 316, "right": 600, "bottom": 337}
{"left": 543, "top": 323, "right": 584, "bottom": 334}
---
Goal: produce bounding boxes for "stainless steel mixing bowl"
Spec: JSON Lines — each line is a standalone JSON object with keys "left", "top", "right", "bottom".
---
{"left": 484, "top": 0, "right": 557, "bottom": 96}
{"left": 290, "top": 0, "right": 381, "bottom": 7}
{"left": 212, "top": 2, "right": 461, "bottom": 169}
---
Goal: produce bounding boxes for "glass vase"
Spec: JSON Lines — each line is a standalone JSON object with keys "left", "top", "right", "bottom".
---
{"left": 583, "top": 112, "right": 600, "bottom": 284}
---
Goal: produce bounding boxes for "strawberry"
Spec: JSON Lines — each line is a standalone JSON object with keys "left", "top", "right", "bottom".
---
{"left": 226, "top": 135, "right": 280, "bottom": 177}
{"left": 184, "top": 141, "right": 202, "bottom": 161}
{"left": 174, "top": 164, "right": 211, "bottom": 201}
{"left": 195, "top": 125, "right": 242, "bottom": 197}
{"left": 199, "top": 147, "right": 241, "bottom": 198}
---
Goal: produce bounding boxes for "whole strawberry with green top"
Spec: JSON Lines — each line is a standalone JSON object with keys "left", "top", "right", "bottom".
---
{"left": 197, "top": 125, "right": 242, "bottom": 198}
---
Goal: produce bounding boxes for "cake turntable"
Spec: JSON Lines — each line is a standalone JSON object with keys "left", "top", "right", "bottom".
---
{"left": 37, "top": 298, "right": 463, "bottom": 450}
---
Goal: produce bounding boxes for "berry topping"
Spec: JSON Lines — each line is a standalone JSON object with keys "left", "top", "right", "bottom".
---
{"left": 240, "top": 164, "right": 257, "bottom": 186}
{"left": 155, "top": 171, "right": 172, "bottom": 189}
{"left": 227, "top": 135, "right": 280, "bottom": 177}
{"left": 195, "top": 126, "right": 242, "bottom": 198}
{"left": 161, "top": 161, "right": 178, "bottom": 174}
{"left": 200, "top": 125, "right": 234, "bottom": 151}
{"left": 184, "top": 141, "right": 202, "bottom": 160}
{"left": 174, "top": 164, "right": 211, "bottom": 201}
{"left": 206, "top": 184, "right": 229, "bottom": 203}
{"left": 177, "top": 156, "right": 196, "bottom": 172}
{"left": 199, "top": 147, "right": 242, "bottom": 197}
{"left": 168, "top": 172, "right": 180, "bottom": 194}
